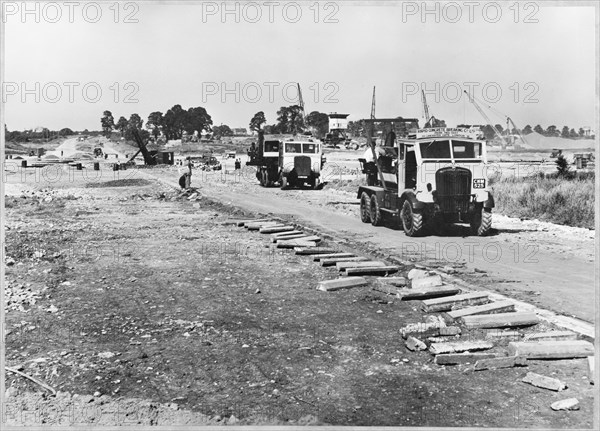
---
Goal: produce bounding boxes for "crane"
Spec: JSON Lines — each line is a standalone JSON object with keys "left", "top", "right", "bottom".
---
{"left": 463, "top": 90, "right": 509, "bottom": 148}
{"left": 421, "top": 90, "right": 430, "bottom": 125}
{"left": 370, "top": 86, "right": 376, "bottom": 119}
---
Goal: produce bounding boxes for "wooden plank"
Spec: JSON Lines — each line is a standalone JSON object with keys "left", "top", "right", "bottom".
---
{"left": 376, "top": 276, "right": 407, "bottom": 287}
{"left": 277, "top": 240, "right": 318, "bottom": 249}
{"left": 435, "top": 352, "right": 497, "bottom": 365}
{"left": 396, "top": 285, "right": 462, "bottom": 301}
{"left": 270, "top": 230, "right": 304, "bottom": 238}
{"left": 321, "top": 256, "right": 368, "bottom": 267}
{"left": 411, "top": 275, "right": 443, "bottom": 289}
{"left": 460, "top": 312, "right": 539, "bottom": 329}
{"left": 522, "top": 372, "right": 567, "bottom": 391}
{"left": 294, "top": 247, "right": 338, "bottom": 255}
{"left": 312, "top": 253, "right": 356, "bottom": 262}
{"left": 345, "top": 266, "right": 399, "bottom": 276}
{"left": 259, "top": 225, "right": 296, "bottom": 234}
{"left": 523, "top": 331, "right": 578, "bottom": 342}
{"left": 429, "top": 340, "right": 493, "bottom": 355}
{"left": 446, "top": 300, "right": 515, "bottom": 319}
{"left": 508, "top": 340, "right": 594, "bottom": 359}
{"left": 421, "top": 292, "right": 489, "bottom": 313}
{"left": 336, "top": 261, "right": 385, "bottom": 271}
{"left": 474, "top": 355, "right": 528, "bottom": 371}
{"left": 317, "top": 277, "right": 368, "bottom": 292}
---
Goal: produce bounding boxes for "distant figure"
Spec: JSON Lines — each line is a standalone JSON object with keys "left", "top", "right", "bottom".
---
{"left": 104, "top": 154, "right": 108, "bottom": 159}
{"left": 179, "top": 172, "right": 189, "bottom": 189}
{"left": 234, "top": 159, "right": 241, "bottom": 170}
{"left": 61, "top": 150, "right": 63, "bottom": 157}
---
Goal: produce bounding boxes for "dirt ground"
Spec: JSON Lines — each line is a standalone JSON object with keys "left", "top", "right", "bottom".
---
{"left": 3, "top": 160, "right": 595, "bottom": 427}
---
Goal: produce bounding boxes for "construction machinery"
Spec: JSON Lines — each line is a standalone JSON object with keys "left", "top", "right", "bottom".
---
{"left": 463, "top": 90, "right": 509, "bottom": 149}
{"left": 421, "top": 90, "right": 447, "bottom": 128}
{"left": 322, "top": 113, "right": 357, "bottom": 149}
{"left": 357, "top": 120, "right": 494, "bottom": 236}
{"left": 129, "top": 128, "right": 157, "bottom": 165}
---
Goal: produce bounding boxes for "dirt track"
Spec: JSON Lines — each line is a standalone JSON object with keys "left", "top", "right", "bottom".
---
{"left": 147, "top": 162, "right": 595, "bottom": 325}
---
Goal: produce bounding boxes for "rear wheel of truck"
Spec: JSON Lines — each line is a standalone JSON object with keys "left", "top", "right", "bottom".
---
{"left": 401, "top": 200, "right": 424, "bottom": 237}
{"left": 369, "top": 195, "right": 383, "bottom": 226}
{"left": 360, "top": 192, "right": 371, "bottom": 223}
{"left": 471, "top": 207, "right": 492, "bottom": 236}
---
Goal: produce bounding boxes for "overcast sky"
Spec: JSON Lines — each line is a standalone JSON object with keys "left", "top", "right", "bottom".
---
{"left": 2, "top": 1, "right": 597, "bottom": 132}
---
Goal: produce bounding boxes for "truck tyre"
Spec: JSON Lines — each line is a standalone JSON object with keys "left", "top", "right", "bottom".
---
{"left": 400, "top": 200, "right": 424, "bottom": 237}
{"left": 260, "top": 170, "right": 267, "bottom": 187}
{"left": 471, "top": 207, "right": 492, "bottom": 236}
{"left": 360, "top": 192, "right": 371, "bottom": 223}
{"left": 369, "top": 195, "right": 383, "bottom": 226}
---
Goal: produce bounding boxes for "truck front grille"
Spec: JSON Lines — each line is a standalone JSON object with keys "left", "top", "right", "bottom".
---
{"left": 294, "top": 156, "right": 311, "bottom": 177}
{"left": 435, "top": 167, "right": 472, "bottom": 213}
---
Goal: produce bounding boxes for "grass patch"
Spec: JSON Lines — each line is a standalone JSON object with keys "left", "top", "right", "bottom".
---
{"left": 492, "top": 172, "right": 595, "bottom": 229}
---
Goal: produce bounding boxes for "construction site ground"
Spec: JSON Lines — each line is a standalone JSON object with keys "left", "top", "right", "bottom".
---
{"left": 3, "top": 160, "right": 595, "bottom": 427}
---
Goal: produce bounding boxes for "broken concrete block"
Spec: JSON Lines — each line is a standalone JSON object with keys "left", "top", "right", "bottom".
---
{"left": 236, "top": 218, "right": 271, "bottom": 227}
{"left": 400, "top": 320, "right": 445, "bottom": 339}
{"left": 312, "top": 252, "right": 355, "bottom": 261}
{"left": 295, "top": 248, "right": 337, "bottom": 255}
{"left": 474, "top": 355, "right": 528, "bottom": 371}
{"left": 523, "top": 331, "right": 578, "bottom": 342}
{"left": 485, "top": 330, "right": 522, "bottom": 340}
{"left": 270, "top": 230, "right": 303, "bottom": 238}
{"left": 277, "top": 240, "right": 318, "bottom": 249}
{"left": 336, "top": 261, "right": 385, "bottom": 271}
{"left": 551, "top": 398, "right": 579, "bottom": 411}
{"left": 410, "top": 275, "right": 442, "bottom": 289}
{"left": 446, "top": 300, "right": 515, "bottom": 320}
{"left": 460, "top": 312, "right": 539, "bottom": 329}
{"left": 407, "top": 268, "right": 429, "bottom": 279}
{"left": 421, "top": 292, "right": 489, "bottom": 313}
{"left": 397, "top": 285, "right": 461, "bottom": 301}
{"left": 435, "top": 352, "right": 497, "bottom": 365}
{"left": 317, "top": 277, "right": 368, "bottom": 292}
{"left": 522, "top": 372, "right": 567, "bottom": 392}
{"left": 405, "top": 336, "right": 427, "bottom": 351}
{"left": 321, "top": 256, "right": 368, "bottom": 267}
{"left": 439, "top": 326, "right": 461, "bottom": 336}
{"left": 429, "top": 340, "right": 493, "bottom": 355}
{"left": 246, "top": 221, "right": 281, "bottom": 230}
{"left": 508, "top": 340, "right": 594, "bottom": 359}
{"left": 372, "top": 284, "right": 401, "bottom": 296}
{"left": 346, "top": 266, "right": 399, "bottom": 276}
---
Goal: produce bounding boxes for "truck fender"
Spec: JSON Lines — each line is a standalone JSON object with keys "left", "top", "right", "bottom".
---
{"left": 400, "top": 191, "right": 426, "bottom": 211}
{"left": 357, "top": 186, "right": 385, "bottom": 201}
{"left": 483, "top": 193, "right": 495, "bottom": 209}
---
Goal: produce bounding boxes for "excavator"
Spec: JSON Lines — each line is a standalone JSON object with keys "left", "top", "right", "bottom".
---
{"left": 128, "top": 128, "right": 157, "bottom": 165}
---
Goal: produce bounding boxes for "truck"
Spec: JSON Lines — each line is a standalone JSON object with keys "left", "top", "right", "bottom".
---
{"left": 357, "top": 119, "right": 494, "bottom": 236}
{"left": 247, "top": 135, "right": 325, "bottom": 189}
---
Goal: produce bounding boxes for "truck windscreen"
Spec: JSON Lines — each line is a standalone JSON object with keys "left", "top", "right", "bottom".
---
{"left": 285, "top": 143, "right": 302, "bottom": 153}
{"left": 420, "top": 140, "right": 451, "bottom": 159}
{"left": 452, "top": 140, "right": 482, "bottom": 158}
{"left": 302, "top": 143, "right": 317, "bottom": 153}
{"left": 265, "top": 141, "right": 279, "bottom": 152}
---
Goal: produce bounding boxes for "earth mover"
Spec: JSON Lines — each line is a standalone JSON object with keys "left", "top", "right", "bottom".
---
{"left": 247, "top": 134, "right": 325, "bottom": 189}
{"left": 357, "top": 119, "right": 494, "bottom": 236}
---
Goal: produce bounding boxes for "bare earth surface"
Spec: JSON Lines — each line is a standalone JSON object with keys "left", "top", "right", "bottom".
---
{"left": 3, "top": 160, "right": 595, "bottom": 427}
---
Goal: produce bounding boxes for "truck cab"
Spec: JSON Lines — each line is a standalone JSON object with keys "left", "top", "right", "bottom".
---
{"left": 279, "top": 139, "right": 324, "bottom": 189}
{"left": 358, "top": 125, "right": 494, "bottom": 236}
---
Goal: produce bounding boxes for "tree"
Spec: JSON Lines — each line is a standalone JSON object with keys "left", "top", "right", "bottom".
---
{"left": 533, "top": 125, "right": 544, "bottom": 135}
{"left": 249, "top": 111, "right": 267, "bottom": 132}
{"left": 147, "top": 111, "right": 164, "bottom": 138}
{"left": 59, "top": 128, "right": 74, "bottom": 136}
{"left": 263, "top": 124, "right": 281, "bottom": 135}
{"left": 546, "top": 125, "right": 558, "bottom": 137}
{"left": 578, "top": 127, "right": 585, "bottom": 137}
{"left": 569, "top": 128, "right": 578, "bottom": 138}
{"left": 522, "top": 125, "right": 533, "bottom": 135}
{"left": 212, "top": 124, "right": 233, "bottom": 137}
{"left": 101, "top": 111, "right": 115, "bottom": 137}
{"left": 561, "top": 126, "right": 570, "bottom": 138}
{"left": 163, "top": 104, "right": 187, "bottom": 140}
{"left": 185, "top": 106, "right": 213, "bottom": 136}
{"left": 555, "top": 154, "right": 570, "bottom": 177}
{"left": 276, "top": 105, "right": 305, "bottom": 134}
{"left": 305, "top": 111, "right": 329, "bottom": 138}
{"left": 123, "top": 113, "right": 143, "bottom": 141}
{"left": 116, "top": 116, "right": 128, "bottom": 135}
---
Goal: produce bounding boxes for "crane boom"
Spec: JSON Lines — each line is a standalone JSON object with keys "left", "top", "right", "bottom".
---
{"left": 370, "top": 86, "right": 376, "bottom": 119}
{"left": 421, "top": 90, "right": 430, "bottom": 124}
{"left": 463, "top": 90, "right": 509, "bottom": 147}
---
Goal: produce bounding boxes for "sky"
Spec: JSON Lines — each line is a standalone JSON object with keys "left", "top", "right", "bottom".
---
{"left": 2, "top": 1, "right": 598, "bottom": 132}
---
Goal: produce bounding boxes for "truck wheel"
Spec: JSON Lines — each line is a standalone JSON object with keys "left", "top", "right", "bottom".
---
{"left": 370, "top": 195, "right": 383, "bottom": 226}
{"left": 312, "top": 177, "right": 320, "bottom": 190}
{"left": 259, "top": 170, "right": 267, "bottom": 187}
{"left": 471, "top": 207, "right": 492, "bottom": 236}
{"left": 400, "top": 200, "right": 424, "bottom": 236}
{"left": 360, "top": 192, "right": 371, "bottom": 223}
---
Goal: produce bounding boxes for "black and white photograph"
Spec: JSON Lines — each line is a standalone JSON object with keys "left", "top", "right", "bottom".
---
{"left": 1, "top": 1, "right": 598, "bottom": 428}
